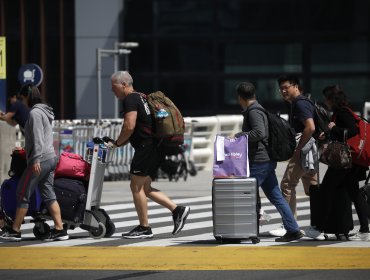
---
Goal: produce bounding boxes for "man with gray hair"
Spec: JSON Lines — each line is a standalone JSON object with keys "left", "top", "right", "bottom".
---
{"left": 110, "top": 71, "right": 190, "bottom": 239}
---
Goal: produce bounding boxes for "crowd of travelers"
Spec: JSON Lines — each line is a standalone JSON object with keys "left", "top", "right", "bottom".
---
{"left": 0, "top": 72, "right": 369, "bottom": 243}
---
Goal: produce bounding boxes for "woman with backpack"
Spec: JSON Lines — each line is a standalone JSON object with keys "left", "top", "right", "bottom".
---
{"left": 317, "top": 85, "right": 369, "bottom": 241}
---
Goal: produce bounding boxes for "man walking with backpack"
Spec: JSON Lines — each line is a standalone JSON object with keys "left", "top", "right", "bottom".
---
{"left": 234, "top": 82, "right": 303, "bottom": 242}
{"left": 268, "top": 75, "right": 323, "bottom": 240}
{"left": 109, "top": 71, "right": 190, "bottom": 239}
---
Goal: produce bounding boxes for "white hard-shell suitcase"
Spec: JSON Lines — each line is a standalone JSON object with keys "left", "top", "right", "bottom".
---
{"left": 212, "top": 178, "right": 260, "bottom": 244}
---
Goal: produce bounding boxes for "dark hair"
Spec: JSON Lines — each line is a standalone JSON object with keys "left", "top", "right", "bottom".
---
{"left": 277, "top": 74, "right": 303, "bottom": 91}
{"left": 322, "top": 84, "right": 348, "bottom": 109}
{"left": 18, "top": 83, "right": 42, "bottom": 107}
{"left": 236, "top": 82, "right": 256, "bottom": 100}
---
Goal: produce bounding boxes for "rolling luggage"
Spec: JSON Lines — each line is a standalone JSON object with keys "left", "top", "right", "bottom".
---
{"left": 54, "top": 177, "right": 87, "bottom": 223}
{"left": 212, "top": 178, "right": 260, "bottom": 244}
{"left": 0, "top": 177, "right": 42, "bottom": 220}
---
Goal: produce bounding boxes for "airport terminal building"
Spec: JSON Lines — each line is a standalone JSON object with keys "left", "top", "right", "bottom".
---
{"left": 0, "top": 0, "right": 369, "bottom": 119}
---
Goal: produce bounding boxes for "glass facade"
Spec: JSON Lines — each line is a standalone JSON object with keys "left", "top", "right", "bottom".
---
{"left": 124, "top": 0, "right": 370, "bottom": 116}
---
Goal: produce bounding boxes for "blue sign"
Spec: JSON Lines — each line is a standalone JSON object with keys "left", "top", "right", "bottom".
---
{"left": 18, "top": 63, "right": 43, "bottom": 87}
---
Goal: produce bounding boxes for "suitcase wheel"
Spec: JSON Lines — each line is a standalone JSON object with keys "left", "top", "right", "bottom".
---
{"left": 215, "top": 236, "right": 223, "bottom": 244}
{"left": 251, "top": 237, "right": 260, "bottom": 244}
{"left": 88, "top": 222, "right": 106, "bottom": 239}
{"left": 33, "top": 222, "right": 51, "bottom": 240}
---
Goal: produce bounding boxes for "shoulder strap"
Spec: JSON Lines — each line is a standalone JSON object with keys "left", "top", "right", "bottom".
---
{"left": 366, "top": 171, "right": 370, "bottom": 185}
{"left": 245, "top": 106, "right": 269, "bottom": 146}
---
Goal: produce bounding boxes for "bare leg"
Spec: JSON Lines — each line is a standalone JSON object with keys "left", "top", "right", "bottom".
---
{"left": 12, "top": 207, "right": 28, "bottom": 232}
{"left": 144, "top": 177, "right": 176, "bottom": 211}
{"left": 130, "top": 175, "right": 150, "bottom": 227}
{"left": 47, "top": 201, "right": 64, "bottom": 230}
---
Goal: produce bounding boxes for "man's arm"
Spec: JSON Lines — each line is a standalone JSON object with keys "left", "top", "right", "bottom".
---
{"left": 0, "top": 111, "right": 17, "bottom": 126}
{"left": 114, "top": 111, "right": 137, "bottom": 147}
{"left": 295, "top": 118, "right": 315, "bottom": 153}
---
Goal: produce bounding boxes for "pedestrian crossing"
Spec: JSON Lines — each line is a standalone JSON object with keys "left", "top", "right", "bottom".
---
{"left": 1, "top": 195, "right": 369, "bottom": 247}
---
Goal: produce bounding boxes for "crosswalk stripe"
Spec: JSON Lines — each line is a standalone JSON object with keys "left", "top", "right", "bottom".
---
{"left": 2, "top": 196, "right": 368, "bottom": 247}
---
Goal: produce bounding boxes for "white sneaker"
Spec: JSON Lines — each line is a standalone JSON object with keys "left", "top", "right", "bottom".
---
{"left": 349, "top": 232, "right": 370, "bottom": 241}
{"left": 305, "top": 226, "right": 325, "bottom": 240}
{"left": 259, "top": 209, "right": 272, "bottom": 224}
{"left": 268, "top": 224, "right": 286, "bottom": 237}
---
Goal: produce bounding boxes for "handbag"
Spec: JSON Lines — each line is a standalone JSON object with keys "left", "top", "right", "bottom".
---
{"left": 55, "top": 152, "right": 91, "bottom": 180}
{"left": 319, "top": 130, "right": 352, "bottom": 169}
{"left": 213, "top": 135, "right": 249, "bottom": 178}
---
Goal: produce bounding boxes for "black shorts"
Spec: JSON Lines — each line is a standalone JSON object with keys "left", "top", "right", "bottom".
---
{"left": 130, "top": 144, "right": 164, "bottom": 178}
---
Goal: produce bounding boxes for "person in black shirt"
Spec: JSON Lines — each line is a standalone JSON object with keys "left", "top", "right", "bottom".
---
{"left": 110, "top": 71, "right": 190, "bottom": 239}
{"left": 268, "top": 75, "right": 321, "bottom": 240}
{"left": 0, "top": 91, "right": 30, "bottom": 134}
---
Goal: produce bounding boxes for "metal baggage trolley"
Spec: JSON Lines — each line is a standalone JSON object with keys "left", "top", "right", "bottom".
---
{"left": 32, "top": 138, "right": 116, "bottom": 239}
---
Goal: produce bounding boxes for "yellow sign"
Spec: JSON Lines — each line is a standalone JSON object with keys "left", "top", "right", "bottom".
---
{"left": 0, "top": 37, "right": 6, "bottom": 79}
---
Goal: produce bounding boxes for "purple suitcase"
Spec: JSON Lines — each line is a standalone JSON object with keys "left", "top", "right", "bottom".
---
{"left": 0, "top": 177, "right": 42, "bottom": 220}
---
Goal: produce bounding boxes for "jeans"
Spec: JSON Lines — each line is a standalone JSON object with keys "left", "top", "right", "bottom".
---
{"left": 250, "top": 161, "right": 300, "bottom": 233}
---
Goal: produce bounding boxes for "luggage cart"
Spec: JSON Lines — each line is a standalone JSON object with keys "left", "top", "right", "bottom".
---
{"left": 32, "top": 138, "right": 116, "bottom": 239}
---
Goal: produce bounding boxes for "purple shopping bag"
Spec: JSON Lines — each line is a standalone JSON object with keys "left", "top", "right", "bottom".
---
{"left": 213, "top": 135, "right": 249, "bottom": 178}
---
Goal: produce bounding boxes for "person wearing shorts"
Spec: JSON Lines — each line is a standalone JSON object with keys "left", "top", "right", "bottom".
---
{"left": 0, "top": 84, "right": 68, "bottom": 242}
{"left": 110, "top": 70, "right": 190, "bottom": 239}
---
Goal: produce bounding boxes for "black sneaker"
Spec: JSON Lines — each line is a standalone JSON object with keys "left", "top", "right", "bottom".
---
{"left": 122, "top": 225, "right": 153, "bottom": 239}
{"left": 0, "top": 226, "right": 21, "bottom": 241}
{"left": 46, "top": 228, "right": 69, "bottom": 241}
{"left": 172, "top": 206, "right": 190, "bottom": 235}
{"left": 275, "top": 230, "right": 303, "bottom": 242}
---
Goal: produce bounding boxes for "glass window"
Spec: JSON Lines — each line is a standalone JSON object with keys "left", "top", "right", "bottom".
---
{"left": 157, "top": 77, "right": 214, "bottom": 114}
{"left": 156, "top": 0, "right": 214, "bottom": 34}
{"left": 222, "top": 43, "right": 302, "bottom": 73}
{"left": 223, "top": 78, "right": 289, "bottom": 114}
{"left": 158, "top": 40, "right": 214, "bottom": 72}
{"left": 128, "top": 41, "right": 155, "bottom": 72}
{"left": 311, "top": 77, "right": 370, "bottom": 113}
{"left": 217, "top": 0, "right": 305, "bottom": 32}
{"left": 311, "top": 41, "right": 369, "bottom": 72}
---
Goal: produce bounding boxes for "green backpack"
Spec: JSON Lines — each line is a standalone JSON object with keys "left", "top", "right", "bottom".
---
{"left": 146, "top": 91, "right": 185, "bottom": 155}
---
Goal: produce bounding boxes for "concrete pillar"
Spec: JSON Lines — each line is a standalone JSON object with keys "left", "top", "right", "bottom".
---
{"left": 0, "top": 122, "right": 16, "bottom": 183}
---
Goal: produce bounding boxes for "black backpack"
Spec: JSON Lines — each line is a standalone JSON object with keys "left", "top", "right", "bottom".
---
{"left": 8, "top": 149, "right": 27, "bottom": 178}
{"left": 249, "top": 107, "right": 296, "bottom": 162}
{"left": 296, "top": 96, "right": 331, "bottom": 140}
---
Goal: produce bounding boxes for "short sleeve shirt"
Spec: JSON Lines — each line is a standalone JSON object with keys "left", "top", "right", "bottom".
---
{"left": 8, "top": 100, "right": 30, "bottom": 129}
{"left": 291, "top": 96, "right": 315, "bottom": 133}
{"left": 122, "top": 92, "right": 154, "bottom": 149}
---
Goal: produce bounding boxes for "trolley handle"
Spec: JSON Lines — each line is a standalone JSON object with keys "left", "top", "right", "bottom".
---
{"left": 92, "top": 136, "right": 115, "bottom": 149}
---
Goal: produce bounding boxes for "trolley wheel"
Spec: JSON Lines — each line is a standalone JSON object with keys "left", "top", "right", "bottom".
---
{"left": 88, "top": 222, "right": 106, "bottom": 239}
{"left": 104, "top": 220, "right": 116, "bottom": 237}
{"left": 33, "top": 222, "right": 51, "bottom": 240}
{"left": 215, "top": 237, "right": 223, "bottom": 244}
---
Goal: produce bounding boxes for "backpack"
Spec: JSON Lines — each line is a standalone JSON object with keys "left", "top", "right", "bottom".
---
{"left": 249, "top": 107, "right": 296, "bottom": 162}
{"left": 145, "top": 91, "right": 185, "bottom": 155}
{"left": 8, "top": 148, "right": 27, "bottom": 178}
{"left": 341, "top": 107, "right": 370, "bottom": 167}
{"left": 296, "top": 97, "right": 331, "bottom": 140}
